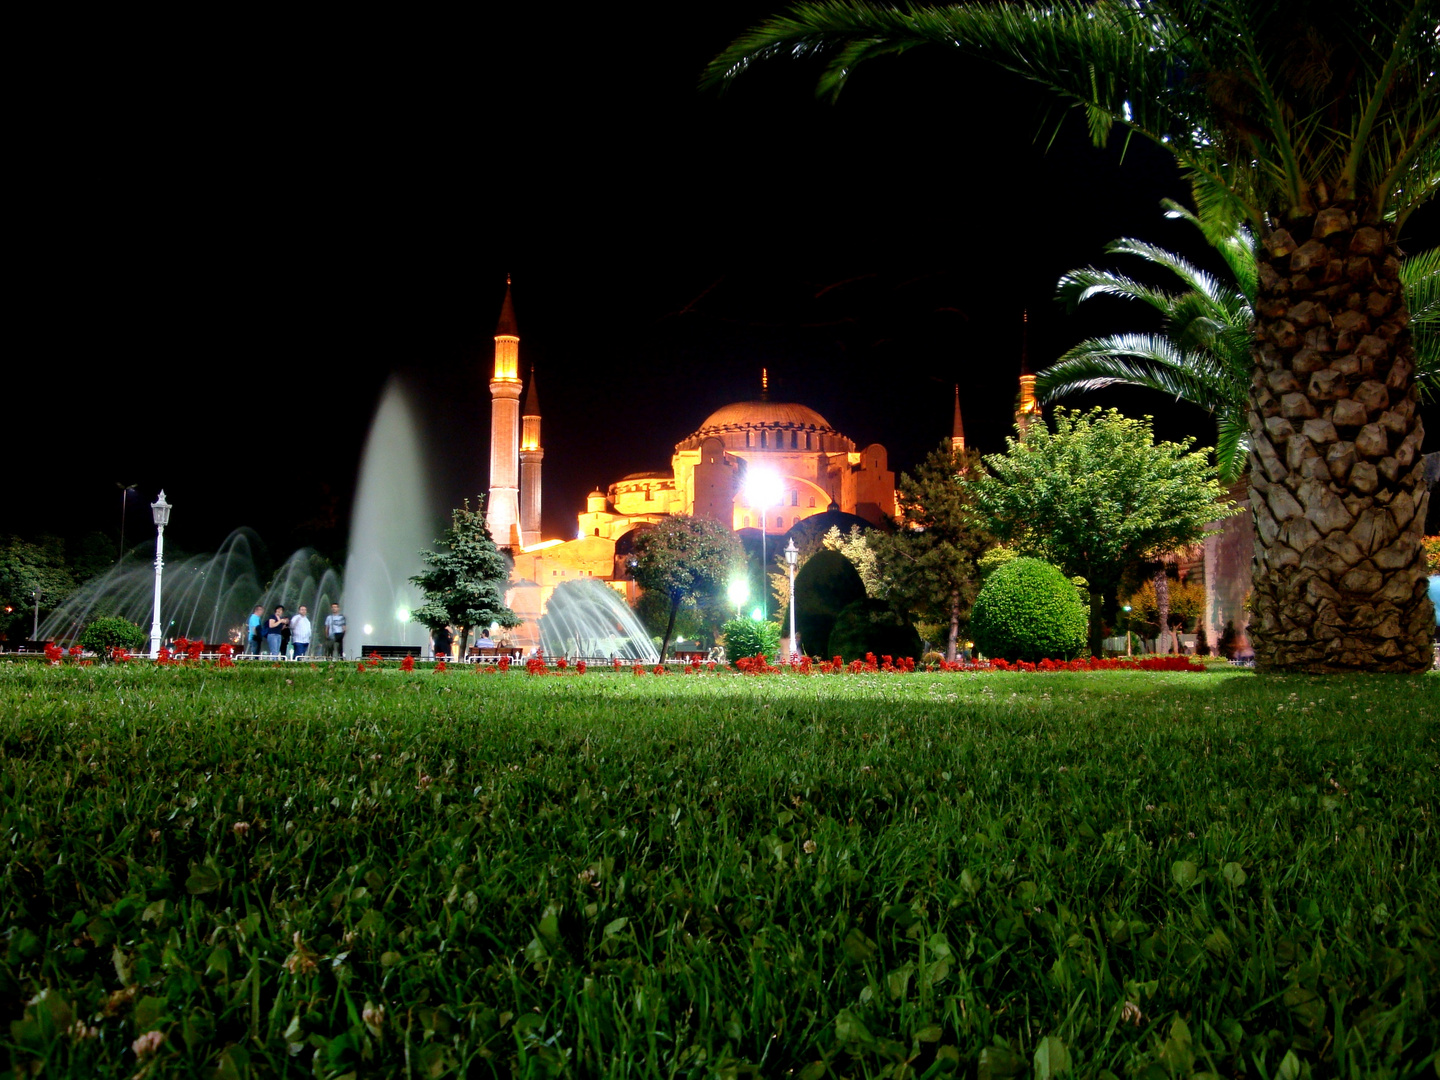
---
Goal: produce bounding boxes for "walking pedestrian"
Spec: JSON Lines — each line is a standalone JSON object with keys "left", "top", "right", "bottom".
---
{"left": 324, "top": 602, "right": 346, "bottom": 660}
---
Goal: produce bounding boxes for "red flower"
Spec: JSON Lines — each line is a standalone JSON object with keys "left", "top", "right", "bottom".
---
{"left": 357, "top": 661, "right": 367, "bottom": 673}
{"left": 434, "top": 660, "right": 447, "bottom": 673}
{"left": 576, "top": 660, "right": 587, "bottom": 675}
{"left": 498, "top": 655, "right": 511, "bottom": 672}
{"left": 400, "top": 655, "right": 415, "bottom": 673}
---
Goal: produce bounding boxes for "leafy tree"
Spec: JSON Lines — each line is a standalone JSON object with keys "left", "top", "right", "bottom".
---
{"left": 869, "top": 443, "right": 991, "bottom": 662}
{"left": 631, "top": 515, "right": 744, "bottom": 660}
{"left": 409, "top": 498, "right": 519, "bottom": 655}
{"left": 0, "top": 536, "right": 77, "bottom": 642}
{"left": 1041, "top": 202, "right": 1439, "bottom": 483}
{"left": 974, "top": 408, "right": 1232, "bottom": 654}
{"left": 793, "top": 549, "right": 868, "bottom": 659}
{"left": 821, "top": 525, "right": 883, "bottom": 597}
{"left": 709, "top": 0, "right": 1437, "bottom": 673}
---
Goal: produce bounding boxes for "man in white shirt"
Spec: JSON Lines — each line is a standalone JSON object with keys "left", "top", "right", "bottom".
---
{"left": 290, "top": 606, "right": 312, "bottom": 658}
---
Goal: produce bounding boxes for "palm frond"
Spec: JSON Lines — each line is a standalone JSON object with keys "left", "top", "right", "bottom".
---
{"left": 1038, "top": 335, "right": 1240, "bottom": 409}
{"left": 1055, "top": 266, "right": 1180, "bottom": 315}
{"left": 1402, "top": 245, "right": 1440, "bottom": 399}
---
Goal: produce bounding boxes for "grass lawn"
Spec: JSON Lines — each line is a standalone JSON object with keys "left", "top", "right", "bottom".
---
{"left": 2, "top": 662, "right": 1437, "bottom": 1078}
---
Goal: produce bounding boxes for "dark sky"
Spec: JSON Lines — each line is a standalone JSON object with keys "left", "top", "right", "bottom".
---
{"left": 10, "top": 6, "right": 1436, "bottom": 564}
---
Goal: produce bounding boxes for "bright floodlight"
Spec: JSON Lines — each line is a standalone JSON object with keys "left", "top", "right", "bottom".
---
{"left": 363, "top": 624, "right": 374, "bottom": 635}
{"left": 745, "top": 469, "right": 783, "bottom": 509}
{"left": 395, "top": 606, "right": 411, "bottom": 623}
{"left": 727, "top": 579, "right": 749, "bottom": 607}
{"left": 751, "top": 607, "right": 763, "bottom": 621}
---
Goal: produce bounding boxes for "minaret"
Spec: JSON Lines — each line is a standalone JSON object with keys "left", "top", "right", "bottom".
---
{"left": 486, "top": 276, "right": 523, "bottom": 549}
{"left": 1015, "top": 310, "right": 1040, "bottom": 438}
{"left": 519, "top": 366, "right": 543, "bottom": 548}
{"left": 950, "top": 384, "right": 966, "bottom": 457}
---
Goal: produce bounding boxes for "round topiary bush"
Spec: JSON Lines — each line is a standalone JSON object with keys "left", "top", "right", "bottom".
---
{"left": 79, "top": 616, "right": 149, "bottom": 658}
{"left": 970, "top": 557, "right": 1087, "bottom": 662}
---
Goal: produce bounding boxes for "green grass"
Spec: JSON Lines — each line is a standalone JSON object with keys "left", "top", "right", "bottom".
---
{"left": 2, "top": 663, "right": 1438, "bottom": 1079}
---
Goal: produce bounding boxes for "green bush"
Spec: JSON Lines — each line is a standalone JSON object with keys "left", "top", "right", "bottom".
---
{"left": 721, "top": 617, "right": 780, "bottom": 664}
{"left": 826, "top": 599, "right": 922, "bottom": 663}
{"left": 793, "top": 550, "right": 867, "bottom": 659}
{"left": 79, "top": 616, "right": 148, "bottom": 657}
{"left": 976, "top": 546, "right": 1018, "bottom": 581}
{"left": 970, "top": 557, "right": 1088, "bottom": 661}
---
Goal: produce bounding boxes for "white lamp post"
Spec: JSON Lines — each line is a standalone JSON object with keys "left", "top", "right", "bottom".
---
{"left": 784, "top": 537, "right": 799, "bottom": 661}
{"left": 148, "top": 491, "right": 171, "bottom": 658}
{"left": 745, "top": 470, "right": 783, "bottom": 620}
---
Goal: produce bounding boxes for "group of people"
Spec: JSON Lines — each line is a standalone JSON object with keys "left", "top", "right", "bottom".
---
{"left": 246, "top": 602, "right": 347, "bottom": 659}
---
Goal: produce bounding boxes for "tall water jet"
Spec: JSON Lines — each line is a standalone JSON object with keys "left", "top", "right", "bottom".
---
{"left": 538, "top": 578, "right": 659, "bottom": 663}
{"left": 344, "top": 378, "right": 435, "bottom": 649}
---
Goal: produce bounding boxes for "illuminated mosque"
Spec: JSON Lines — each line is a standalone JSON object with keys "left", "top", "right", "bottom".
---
{"left": 481, "top": 280, "right": 910, "bottom": 622}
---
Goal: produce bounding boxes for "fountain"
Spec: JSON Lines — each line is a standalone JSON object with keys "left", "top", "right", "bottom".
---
{"left": 39, "top": 532, "right": 342, "bottom": 648}
{"left": 342, "top": 377, "right": 435, "bottom": 649}
{"left": 539, "top": 578, "right": 659, "bottom": 663}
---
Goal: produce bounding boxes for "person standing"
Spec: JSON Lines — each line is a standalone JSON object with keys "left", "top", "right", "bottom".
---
{"left": 324, "top": 602, "right": 346, "bottom": 660}
{"left": 433, "top": 624, "right": 453, "bottom": 661}
{"left": 247, "top": 605, "right": 265, "bottom": 655}
{"left": 266, "top": 606, "right": 288, "bottom": 656}
{"left": 291, "top": 606, "right": 312, "bottom": 658}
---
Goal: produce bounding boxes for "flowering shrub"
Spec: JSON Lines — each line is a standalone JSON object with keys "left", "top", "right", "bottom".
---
{"left": 44, "top": 643, "right": 62, "bottom": 665}
{"left": 357, "top": 662, "right": 368, "bottom": 673}
{"left": 576, "top": 661, "right": 586, "bottom": 675}
{"left": 400, "top": 655, "right": 415, "bottom": 673}
{"left": 217, "top": 643, "right": 236, "bottom": 669}
{"left": 434, "top": 660, "right": 447, "bottom": 673}
{"left": 367, "top": 652, "right": 383, "bottom": 669}
{"left": 526, "top": 654, "right": 548, "bottom": 675}
{"left": 497, "top": 655, "right": 510, "bottom": 672}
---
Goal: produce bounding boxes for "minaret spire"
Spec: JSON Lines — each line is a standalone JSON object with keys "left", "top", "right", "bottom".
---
{"left": 950, "top": 383, "right": 966, "bottom": 457}
{"left": 761, "top": 367, "right": 770, "bottom": 400}
{"left": 1015, "top": 309, "right": 1040, "bottom": 439}
{"left": 519, "top": 363, "right": 544, "bottom": 547}
{"left": 487, "top": 277, "right": 524, "bottom": 548}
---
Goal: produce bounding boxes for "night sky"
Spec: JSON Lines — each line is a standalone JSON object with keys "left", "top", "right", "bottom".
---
{"left": 10, "top": 7, "right": 1436, "bottom": 566}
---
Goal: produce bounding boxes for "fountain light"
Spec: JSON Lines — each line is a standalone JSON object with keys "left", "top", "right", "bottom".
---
{"left": 148, "top": 491, "right": 171, "bottom": 658}
{"left": 727, "top": 578, "right": 748, "bottom": 617}
{"left": 751, "top": 608, "right": 763, "bottom": 621}
{"left": 394, "top": 605, "right": 411, "bottom": 624}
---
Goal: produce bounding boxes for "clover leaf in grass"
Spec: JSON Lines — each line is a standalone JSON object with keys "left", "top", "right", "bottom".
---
{"left": 842, "top": 927, "right": 877, "bottom": 962}
{"left": 1034, "top": 1035, "right": 1072, "bottom": 1078}
{"left": 1170, "top": 860, "right": 1199, "bottom": 888}
{"left": 834, "top": 1008, "right": 871, "bottom": 1045}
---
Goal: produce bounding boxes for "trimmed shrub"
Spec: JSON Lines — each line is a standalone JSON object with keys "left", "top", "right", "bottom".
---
{"left": 793, "top": 550, "right": 866, "bottom": 659}
{"left": 827, "top": 599, "right": 922, "bottom": 663}
{"left": 721, "top": 617, "right": 780, "bottom": 665}
{"left": 79, "top": 616, "right": 148, "bottom": 657}
{"left": 971, "top": 557, "right": 1087, "bottom": 662}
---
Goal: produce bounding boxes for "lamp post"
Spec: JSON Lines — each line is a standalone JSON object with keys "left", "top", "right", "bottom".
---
{"left": 784, "top": 537, "right": 799, "bottom": 660}
{"left": 1122, "top": 604, "right": 1133, "bottom": 657}
{"left": 727, "top": 579, "right": 748, "bottom": 619}
{"left": 745, "top": 470, "right": 783, "bottom": 620}
{"left": 148, "top": 491, "right": 171, "bottom": 658}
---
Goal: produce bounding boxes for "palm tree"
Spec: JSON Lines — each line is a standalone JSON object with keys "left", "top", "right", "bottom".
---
{"left": 709, "top": 0, "right": 1438, "bottom": 672}
{"left": 1039, "top": 203, "right": 1439, "bottom": 485}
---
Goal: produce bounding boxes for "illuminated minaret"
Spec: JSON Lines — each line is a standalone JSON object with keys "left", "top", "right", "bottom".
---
{"left": 519, "top": 366, "right": 543, "bottom": 548}
{"left": 486, "top": 276, "right": 523, "bottom": 549}
{"left": 950, "top": 383, "right": 966, "bottom": 457}
{"left": 1015, "top": 310, "right": 1040, "bottom": 438}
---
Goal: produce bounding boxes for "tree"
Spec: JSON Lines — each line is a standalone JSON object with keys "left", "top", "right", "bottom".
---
{"left": 974, "top": 408, "right": 1233, "bottom": 655}
{"left": 1041, "top": 202, "right": 1439, "bottom": 483}
{"left": 821, "top": 525, "right": 883, "bottom": 597}
{"left": 630, "top": 515, "right": 744, "bottom": 660}
{"left": 708, "top": 0, "right": 1438, "bottom": 672}
{"left": 409, "top": 498, "right": 519, "bottom": 655}
{"left": 869, "top": 443, "right": 991, "bottom": 662}
{"left": 0, "top": 536, "right": 77, "bottom": 642}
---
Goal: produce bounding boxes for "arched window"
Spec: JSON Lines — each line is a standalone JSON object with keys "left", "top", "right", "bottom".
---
{"left": 790, "top": 491, "right": 798, "bottom": 506}
{"left": 760, "top": 431, "right": 767, "bottom": 449}
{"left": 594, "top": 528, "right": 600, "bottom": 536}
{"left": 808, "top": 496, "right": 816, "bottom": 508}
{"left": 743, "top": 515, "right": 750, "bottom": 527}
{"left": 791, "top": 430, "right": 797, "bottom": 449}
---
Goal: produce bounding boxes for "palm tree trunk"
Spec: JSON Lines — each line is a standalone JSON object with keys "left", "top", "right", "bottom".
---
{"left": 1154, "top": 569, "right": 1171, "bottom": 654}
{"left": 1249, "top": 208, "right": 1430, "bottom": 672}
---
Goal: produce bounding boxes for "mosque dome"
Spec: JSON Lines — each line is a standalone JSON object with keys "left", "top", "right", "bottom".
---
{"left": 676, "top": 400, "right": 853, "bottom": 453}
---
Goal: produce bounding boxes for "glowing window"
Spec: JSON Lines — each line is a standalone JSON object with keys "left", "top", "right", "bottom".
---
{"left": 808, "top": 497, "right": 816, "bottom": 508}
{"left": 790, "top": 491, "right": 798, "bottom": 506}
{"left": 743, "top": 515, "right": 750, "bottom": 527}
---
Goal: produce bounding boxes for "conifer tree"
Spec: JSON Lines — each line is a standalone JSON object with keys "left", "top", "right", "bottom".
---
{"left": 869, "top": 442, "right": 991, "bottom": 662}
{"left": 410, "top": 498, "right": 519, "bottom": 655}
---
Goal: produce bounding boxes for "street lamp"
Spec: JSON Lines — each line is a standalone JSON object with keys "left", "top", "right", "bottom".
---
{"left": 784, "top": 537, "right": 799, "bottom": 660}
{"left": 148, "top": 490, "right": 171, "bottom": 658}
{"left": 745, "top": 470, "right": 783, "bottom": 620}
{"left": 1122, "top": 604, "right": 1133, "bottom": 657}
